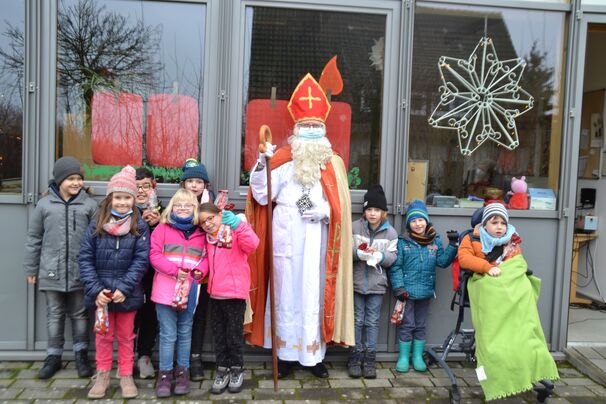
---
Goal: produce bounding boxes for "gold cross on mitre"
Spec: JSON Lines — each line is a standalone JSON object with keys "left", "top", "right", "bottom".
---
{"left": 299, "top": 86, "right": 321, "bottom": 109}
{"left": 287, "top": 73, "right": 331, "bottom": 123}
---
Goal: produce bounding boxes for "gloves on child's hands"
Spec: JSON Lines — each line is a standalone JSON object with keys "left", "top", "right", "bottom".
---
{"left": 446, "top": 230, "right": 459, "bottom": 246}
{"left": 367, "top": 251, "right": 384, "bottom": 268}
{"left": 221, "top": 210, "right": 241, "bottom": 230}
{"left": 357, "top": 249, "right": 374, "bottom": 261}
{"left": 395, "top": 288, "right": 409, "bottom": 302}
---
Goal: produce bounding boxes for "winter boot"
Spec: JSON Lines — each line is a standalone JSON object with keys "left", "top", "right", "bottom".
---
{"left": 155, "top": 370, "right": 173, "bottom": 398}
{"left": 347, "top": 351, "right": 363, "bottom": 378}
{"left": 228, "top": 366, "right": 244, "bottom": 393}
{"left": 412, "top": 339, "right": 427, "bottom": 372}
{"left": 137, "top": 355, "right": 155, "bottom": 379}
{"left": 88, "top": 370, "right": 110, "bottom": 399}
{"left": 362, "top": 350, "right": 377, "bottom": 379}
{"left": 395, "top": 340, "right": 412, "bottom": 373}
{"left": 190, "top": 354, "right": 204, "bottom": 381}
{"left": 211, "top": 366, "right": 230, "bottom": 394}
{"left": 38, "top": 355, "right": 63, "bottom": 379}
{"left": 173, "top": 366, "right": 190, "bottom": 395}
{"left": 75, "top": 350, "right": 93, "bottom": 378}
{"left": 119, "top": 375, "right": 139, "bottom": 398}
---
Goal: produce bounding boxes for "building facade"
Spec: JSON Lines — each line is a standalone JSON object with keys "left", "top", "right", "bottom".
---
{"left": 0, "top": 0, "right": 601, "bottom": 358}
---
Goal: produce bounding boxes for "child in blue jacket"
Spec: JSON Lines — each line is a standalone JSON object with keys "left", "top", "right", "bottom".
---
{"left": 79, "top": 166, "right": 149, "bottom": 399}
{"left": 388, "top": 200, "right": 458, "bottom": 373}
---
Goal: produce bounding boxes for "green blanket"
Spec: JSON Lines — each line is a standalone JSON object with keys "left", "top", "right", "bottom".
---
{"left": 468, "top": 254, "right": 559, "bottom": 401}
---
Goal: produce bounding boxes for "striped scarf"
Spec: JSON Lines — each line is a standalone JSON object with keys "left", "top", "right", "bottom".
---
{"left": 408, "top": 225, "right": 436, "bottom": 245}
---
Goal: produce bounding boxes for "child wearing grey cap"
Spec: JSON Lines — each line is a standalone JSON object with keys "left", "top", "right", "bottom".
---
{"left": 23, "top": 156, "right": 98, "bottom": 379}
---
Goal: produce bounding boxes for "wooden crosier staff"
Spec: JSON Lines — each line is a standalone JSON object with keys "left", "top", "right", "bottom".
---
{"left": 259, "top": 124, "right": 279, "bottom": 391}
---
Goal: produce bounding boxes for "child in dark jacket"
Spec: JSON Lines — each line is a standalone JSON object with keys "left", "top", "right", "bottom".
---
{"left": 150, "top": 189, "right": 205, "bottom": 398}
{"left": 349, "top": 185, "right": 398, "bottom": 379}
{"left": 133, "top": 167, "right": 162, "bottom": 379}
{"left": 198, "top": 203, "right": 259, "bottom": 395}
{"left": 388, "top": 200, "right": 458, "bottom": 373}
{"left": 79, "top": 166, "right": 149, "bottom": 399}
{"left": 24, "top": 156, "right": 97, "bottom": 379}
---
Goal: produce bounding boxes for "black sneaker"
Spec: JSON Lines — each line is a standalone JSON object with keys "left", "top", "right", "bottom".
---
{"left": 190, "top": 354, "right": 204, "bottom": 381}
{"left": 228, "top": 366, "right": 244, "bottom": 393}
{"left": 211, "top": 366, "right": 230, "bottom": 394}
{"left": 75, "top": 350, "right": 93, "bottom": 378}
{"left": 38, "top": 355, "right": 63, "bottom": 379}
{"left": 347, "top": 351, "right": 363, "bottom": 378}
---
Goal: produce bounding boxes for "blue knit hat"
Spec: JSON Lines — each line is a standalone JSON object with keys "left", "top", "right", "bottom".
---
{"left": 405, "top": 200, "right": 429, "bottom": 229}
{"left": 181, "top": 158, "right": 209, "bottom": 182}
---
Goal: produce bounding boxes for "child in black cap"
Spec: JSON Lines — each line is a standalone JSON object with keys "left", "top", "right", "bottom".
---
{"left": 349, "top": 185, "right": 398, "bottom": 378}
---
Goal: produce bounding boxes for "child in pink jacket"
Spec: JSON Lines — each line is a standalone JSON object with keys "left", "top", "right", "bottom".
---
{"left": 149, "top": 189, "right": 206, "bottom": 398}
{"left": 198, "top": 202, "right": 259, "bottom": 395}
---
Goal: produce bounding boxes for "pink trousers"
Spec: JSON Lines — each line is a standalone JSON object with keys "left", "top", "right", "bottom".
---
{"left": 95, "top": 310, "right": 137, "bottom": 376}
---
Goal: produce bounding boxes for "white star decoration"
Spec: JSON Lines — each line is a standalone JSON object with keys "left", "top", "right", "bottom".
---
{"left": 428, "top": 37, "right": 534, "bottom": 156}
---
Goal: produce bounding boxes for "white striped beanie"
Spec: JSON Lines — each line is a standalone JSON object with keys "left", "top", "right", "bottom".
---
{"left": 482, "top": 202, "right": 509, "bottom": 225}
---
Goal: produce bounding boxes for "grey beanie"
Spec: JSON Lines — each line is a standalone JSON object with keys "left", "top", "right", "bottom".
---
{"left": 53, "top": 156, "right": 83, "bottom": 185}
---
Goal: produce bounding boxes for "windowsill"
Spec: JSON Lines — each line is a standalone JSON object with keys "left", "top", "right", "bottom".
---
{"left": 427, "top": 207, "right": 559, "bottom": 219}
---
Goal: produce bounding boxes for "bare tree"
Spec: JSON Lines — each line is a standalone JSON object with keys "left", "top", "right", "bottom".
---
{"left": 57, "top": 0, "right": 162, "bottom": 110}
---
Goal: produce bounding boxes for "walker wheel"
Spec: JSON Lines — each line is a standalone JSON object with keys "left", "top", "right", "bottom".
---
{"left": 449, "top": 388, "right": 460, "bottom": 404}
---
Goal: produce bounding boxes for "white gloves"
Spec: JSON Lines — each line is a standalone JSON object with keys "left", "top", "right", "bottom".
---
{"left": 301, "top": 207, "right": 328, "bottom": 223}
{"left": 367, "top": 251, "right": 383, "bottom": 268}
{"left": 258, "top": 142, "right": 276, "bottom": 165}
{"left": 357, "top": 249, "right": 374, "bottom": 261}
{"left": 357, "top": 249, "right": 383, "bottom": 270}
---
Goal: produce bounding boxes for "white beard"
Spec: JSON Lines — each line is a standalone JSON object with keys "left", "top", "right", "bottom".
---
{"left": 290, "top": 136, "right": 333, "bottom": 188}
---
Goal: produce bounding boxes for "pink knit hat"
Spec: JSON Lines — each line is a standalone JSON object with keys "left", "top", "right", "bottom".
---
{"left": 106, "top": 165, "right": 137, "bottom": 197}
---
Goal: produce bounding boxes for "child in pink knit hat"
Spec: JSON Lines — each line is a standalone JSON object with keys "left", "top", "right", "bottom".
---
{"left": 79, "top": 165, "right": 149, "bottom": 399}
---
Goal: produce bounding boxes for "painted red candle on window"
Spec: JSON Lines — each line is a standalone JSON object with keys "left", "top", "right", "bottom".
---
{"left": 91, "top": 92, "right": 143, "bottom": 166}
{"left": 147, "top": 94, "right": 200, "bottom": 167}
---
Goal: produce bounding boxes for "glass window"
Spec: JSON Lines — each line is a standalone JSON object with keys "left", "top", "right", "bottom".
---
{"left": 56, "top": 0, "right": 206, "bottom": 183}
{"left": 409, "top": 2, "right": 565, "bottom": 210}
{"left": 0, "top": 1, "right": 25, "bottom": 195}
{"left": 240, "top": 6, "right": 386, "bottom": 189}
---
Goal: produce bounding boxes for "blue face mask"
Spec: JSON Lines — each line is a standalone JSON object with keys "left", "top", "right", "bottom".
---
{"left": 297, "top": 126, "right": 325, "bottom": 140}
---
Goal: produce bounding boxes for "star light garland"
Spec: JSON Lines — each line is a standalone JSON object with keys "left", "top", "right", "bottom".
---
{"left": 428, "top": 37, "right": 534, "bottom": 156}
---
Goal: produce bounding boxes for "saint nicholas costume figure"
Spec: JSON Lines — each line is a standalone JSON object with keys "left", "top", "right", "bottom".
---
{"left": 245, "top": 73, "right": 354, "bottom": 378}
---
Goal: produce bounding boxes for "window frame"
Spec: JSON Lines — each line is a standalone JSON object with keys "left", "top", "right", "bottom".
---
{"left": 46, "top": 0, "right": 220, "bottom": 202}
{"left": 222, "top": 0, "right": 404, "bottom": 212}
{"left": 402, "top": 0, "right": 568, "bottom": 218}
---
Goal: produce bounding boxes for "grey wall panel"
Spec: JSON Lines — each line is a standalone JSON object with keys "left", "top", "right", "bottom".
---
{"left": 0, "top": 206, "right": 29, "bottom": 349}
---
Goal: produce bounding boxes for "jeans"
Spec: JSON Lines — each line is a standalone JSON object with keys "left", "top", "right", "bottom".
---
{"left": 43, "top": 290, "right": 89, "bottom": 355}
{"left": 210, "top": 298, "right": 246, "bottom": 368}
{"left": 399, "top": 298, "right": 431, "bottom": 342}
{"left": 95, "top": 310, "right": 137, "bottom": 375}
{"left": 353, "top": 292, "right": 384, "bottom": 352}
{"left": 156, "top": 303, "right": 194, "bottom": 371}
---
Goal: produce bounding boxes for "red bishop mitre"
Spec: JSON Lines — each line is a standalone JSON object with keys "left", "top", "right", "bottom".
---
{"left": 287, "top": 73, "right": 332, "bottom": 123}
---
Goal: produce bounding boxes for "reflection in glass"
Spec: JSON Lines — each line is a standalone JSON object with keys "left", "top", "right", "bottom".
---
{"left": 410, "top": 3, "right": 565, "bottom": 210}
{"left": 241, "top": 7, "right": 386, "bottom": 188}
{"left": 56, "top": 0, "right": 206, "bottom": 182}
{"left": 0, "top": 1, "right": 25, "bottom": 195}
